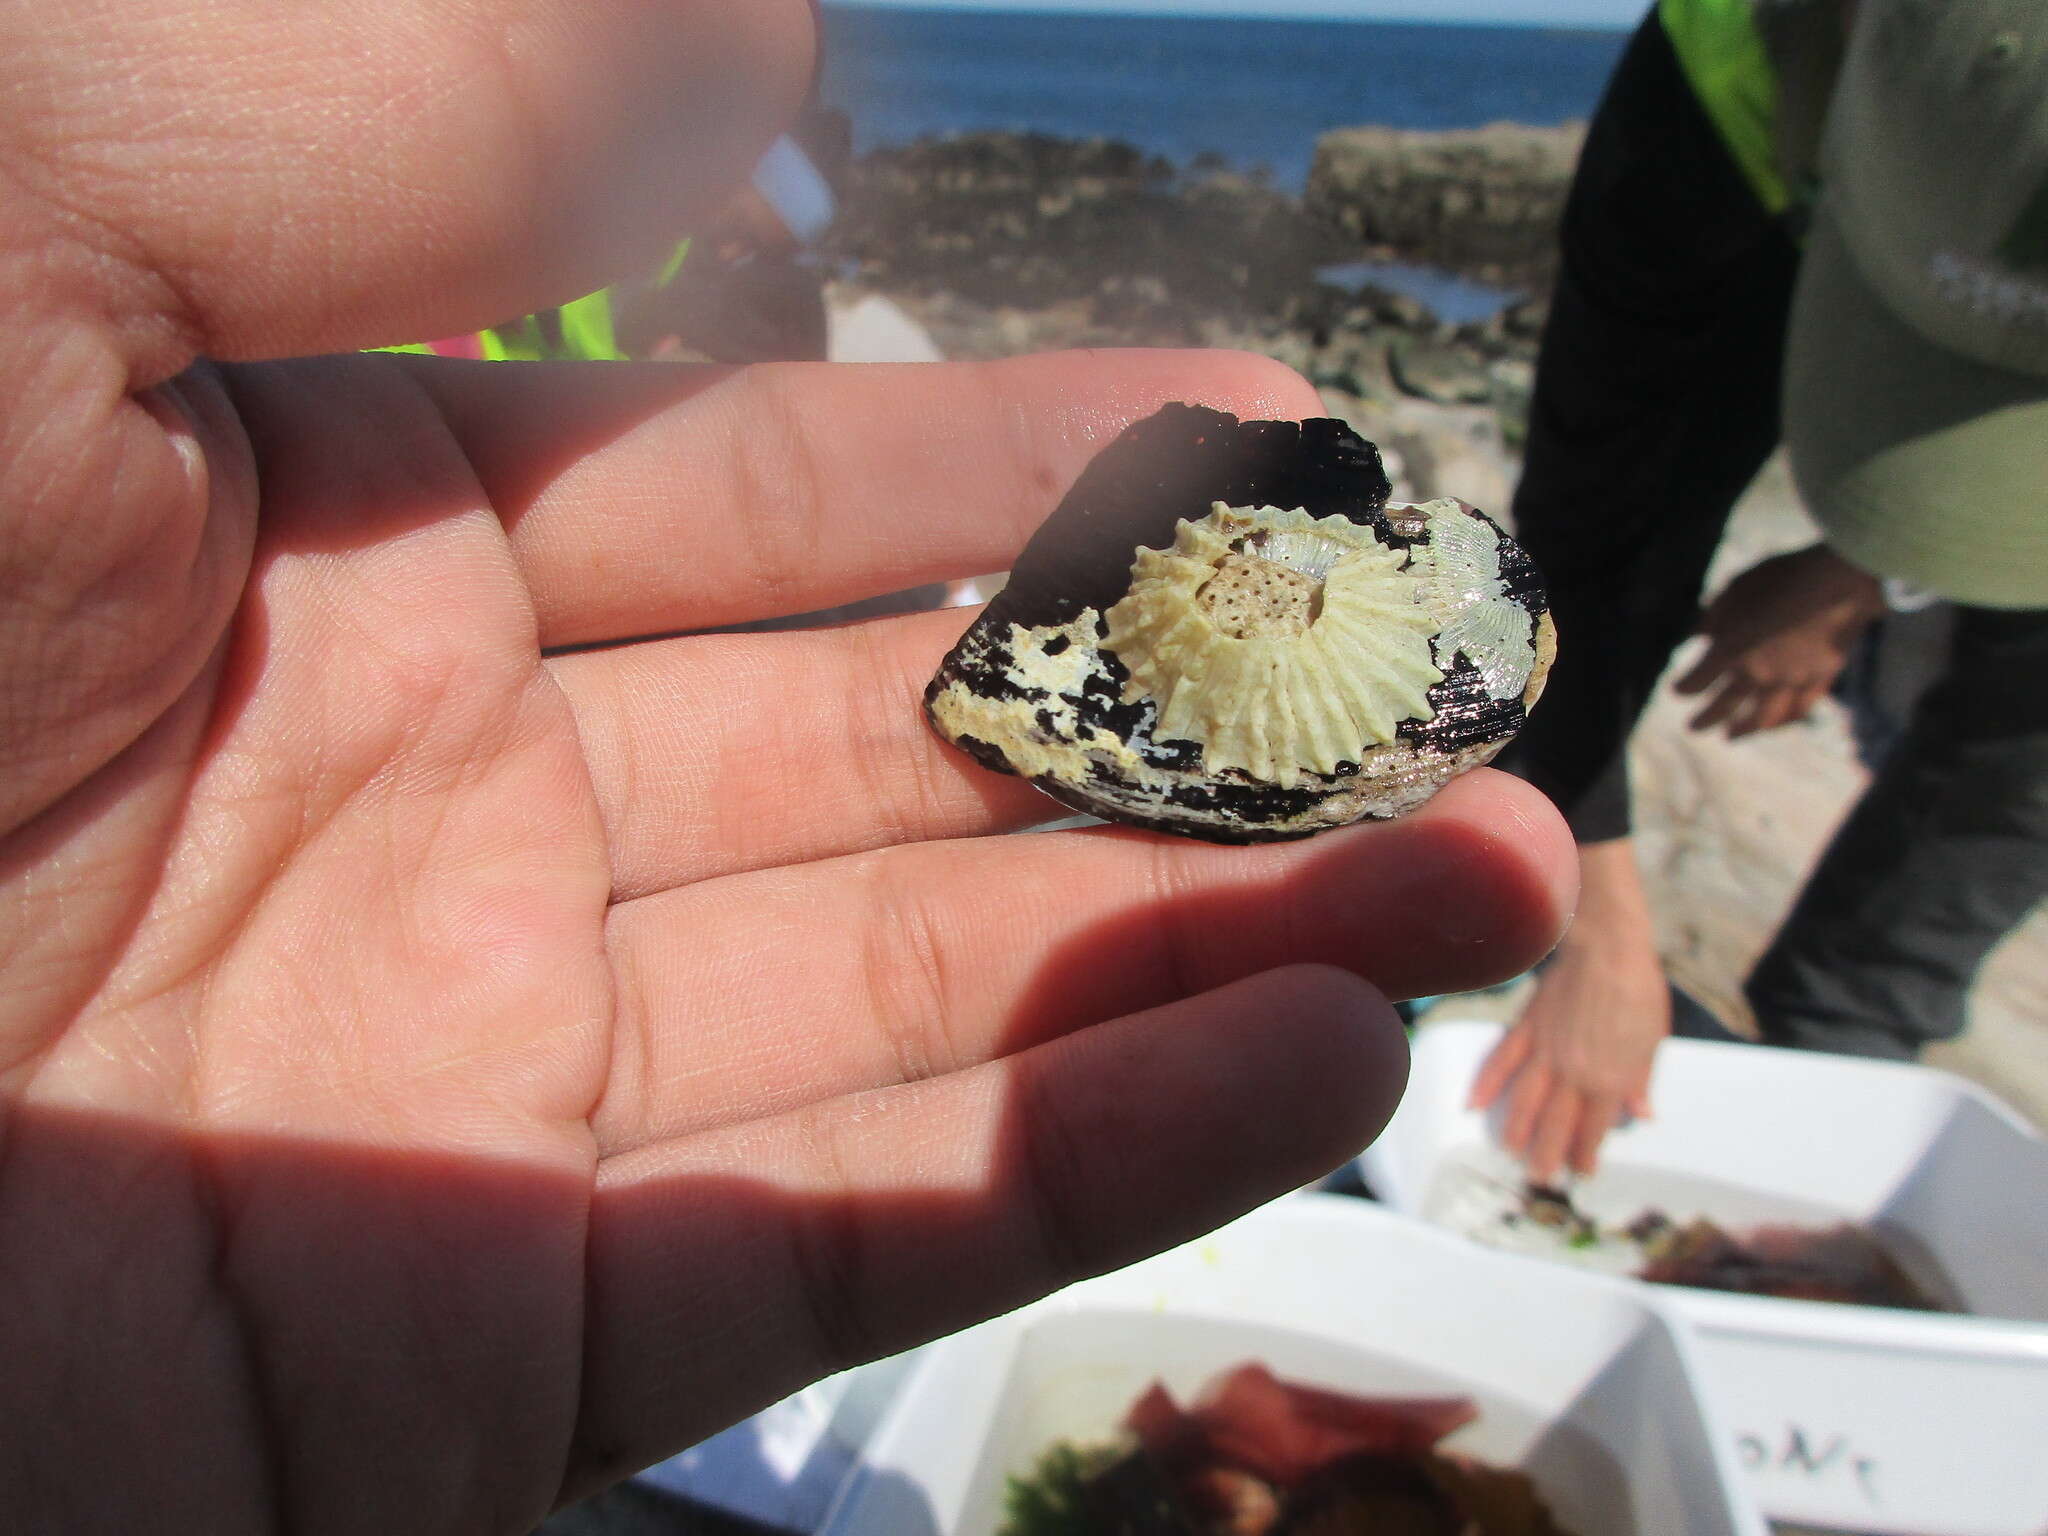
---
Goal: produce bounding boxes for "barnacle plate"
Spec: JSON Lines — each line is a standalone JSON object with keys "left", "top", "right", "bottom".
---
{"left": 924, "top": 404, "right": 1554, "bottom": 843}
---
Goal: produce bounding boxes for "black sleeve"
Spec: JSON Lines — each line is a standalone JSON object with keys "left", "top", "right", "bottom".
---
{"left": 1493, "top": 7, "right": 1801, "bottom": 843}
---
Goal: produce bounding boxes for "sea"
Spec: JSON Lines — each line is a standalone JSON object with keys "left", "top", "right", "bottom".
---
{"left": 816, "top": 4, "right": 1633, "bottom": 193}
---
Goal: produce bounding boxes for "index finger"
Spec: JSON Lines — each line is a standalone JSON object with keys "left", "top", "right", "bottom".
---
{"left": 410, "top": 349, "right": 1322, "bottom": 645}
{"left": 13, "top": 0, "right": 814, "bottom": 370}
{"left": 1468, "top": 1020, "right": 1536, "bottom": 1109}
{"left": 1673, "top": 645, "right": 1733, "bottom": 697}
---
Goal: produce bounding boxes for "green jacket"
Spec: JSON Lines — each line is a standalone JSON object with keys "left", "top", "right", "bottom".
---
{"left": 1660, "top": 0, "right": 1848, "bottom": 219}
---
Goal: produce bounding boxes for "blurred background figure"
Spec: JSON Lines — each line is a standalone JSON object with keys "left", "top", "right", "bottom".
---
{"left": 1478, "top": 0, "right": 2048, "bottom": 1181}
{"left": 620, "top": 106, "right": 852, "bottom": 364}
{"left": 384, "top": 108, "right": 848, "bottom": 364}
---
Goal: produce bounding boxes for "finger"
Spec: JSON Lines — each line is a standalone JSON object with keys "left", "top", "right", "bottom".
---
{"left": 571, "top": 964, "right": 1410, "bottom": 1494}
{"left": 1566, "top": 1092, "right": 1622, "bottom": 1177}
{"left": 418, "top": 348, "right": 1322, "bottom": 644}
{"left": 1760, "top": 682, "right": 1828, "bottom": 735}
{"left": 1672, "top": 645, "right": 1733, "bottom": 697}
{"left": 15, "top": 0, "right": 815, "bottom": 371}
{"left": 596, "top": 771, "right": 1572, "bottom": 1153}
{"left": 1724, "top": 685, "right": 1785, "bottom": 740}
{"left": 1499, "top": 1055, "right": 1555, "bottom": 1158}
{"left": 1627, "top": 1078, "right": 1656, "bottom": 1122}
{"left": 552, "top": 606, "right": 1067, "bottom": 897}
{"left": 1522, "top": 1085, "right": 1582, "bottom": 1186}
{"left": 1737, "top": 686, "right": 1798, "bottom": 737}
{"left": 1686, "top": 678, "right": 1753, "bottom": 735}
{"left": 1468, "top": 1021, "right": 1536, "bottom": 1110}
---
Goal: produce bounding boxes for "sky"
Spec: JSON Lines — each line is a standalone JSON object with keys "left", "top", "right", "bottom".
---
{"left": 832, "top": 0, "right": 1646, "bottom": 27}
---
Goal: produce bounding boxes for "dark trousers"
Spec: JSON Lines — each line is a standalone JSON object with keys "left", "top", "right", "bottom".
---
{"left": 1750, "top": 608, "right": 2048, "bottom": 1058}
{"left": 1502, "top": 11, "right": 2048, "bottom": 1059}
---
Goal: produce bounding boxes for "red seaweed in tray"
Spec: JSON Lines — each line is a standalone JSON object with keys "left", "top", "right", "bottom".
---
{"left": 998, "top": 1363, "right": 1576, "bottom": 1536}
{"left": 1634, "top": 1214, "right": 1952, "bottom": 1310}
{"left": 1499, "top": 1184, "right": 1954, "bottom": 1311}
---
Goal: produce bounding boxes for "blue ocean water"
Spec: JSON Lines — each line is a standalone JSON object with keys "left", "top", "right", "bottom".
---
{"left": 818, "top": 5, "right": 1632, "bottom": 191}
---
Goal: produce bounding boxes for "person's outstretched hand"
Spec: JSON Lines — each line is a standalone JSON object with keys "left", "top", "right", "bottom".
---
{"left": 1470, "top": 840, "right": 1664, "bottom": 1182}
{"left": 1674, "top": 544, "right": 1887, "bottom": 739}
{"left": 0, "top": 1, "right": 1573, "bottom": 1528}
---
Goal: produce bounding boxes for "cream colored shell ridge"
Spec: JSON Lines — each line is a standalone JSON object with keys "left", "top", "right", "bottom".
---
{"left": 1102, "top": 504, "right": 1443, "bottom": 787}
{"left": 1409, "top": 497, "right": 1536, "bottom": 703}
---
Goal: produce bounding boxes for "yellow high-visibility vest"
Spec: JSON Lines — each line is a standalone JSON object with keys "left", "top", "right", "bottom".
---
{"left": 374, "top": 239, "right": 690, "bottom": 362}
{"left": 1659, "top": 0, "right": 1789, "bottom": 214}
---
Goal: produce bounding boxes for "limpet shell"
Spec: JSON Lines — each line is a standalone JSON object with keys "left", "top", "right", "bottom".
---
{"left": 924, "top": 404, "right": 1554, "bottom": 843}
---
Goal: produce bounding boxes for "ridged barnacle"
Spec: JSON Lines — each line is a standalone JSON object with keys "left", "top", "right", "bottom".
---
{"left": 1102, "top": 505, "right": 1443, "bottom": 788}
{"left": 924, "top": 403, "right": 1553, "bottom": 843}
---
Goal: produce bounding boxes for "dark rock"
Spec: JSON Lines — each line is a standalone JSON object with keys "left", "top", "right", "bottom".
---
{"left": 1305, "top": 123, "right": 1584, "bottom": 294}
{"left": 825, "top": 126, "right": 1557, "bottom": 404}
{"left": 1358, "top": 284, "right": 1433, "bottom": 332}
{"left": 823, "top": 131, "right": 1351, "bottom": 335}
{"left": 1387, "top": 336, "right": 1494, "bottom": 406}
{"left": 1502, "top": 295, "right": 1551, "bottom": 340}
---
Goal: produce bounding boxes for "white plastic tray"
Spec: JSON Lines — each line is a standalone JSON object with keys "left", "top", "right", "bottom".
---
{"left": 1359, "top": 1019, "right": 2048, "bottom": 1535}
{"left": 821, "top": 1194, "right": 1764, "bottom": 1536}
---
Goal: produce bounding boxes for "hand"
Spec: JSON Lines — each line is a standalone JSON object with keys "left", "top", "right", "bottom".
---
{"left": 0, "top": 1, "right": 1574, "bottom": 1528}
{"left": 1674, "top": 544, "right": 1886, "bottom": 738}
{"left": 1470, "top": 841, "right": 1666, "bottom": 1181}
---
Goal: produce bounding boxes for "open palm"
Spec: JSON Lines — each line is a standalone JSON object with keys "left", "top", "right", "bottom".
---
{"left": 0, "top": 1, "right": 1573, "bottom": 1529}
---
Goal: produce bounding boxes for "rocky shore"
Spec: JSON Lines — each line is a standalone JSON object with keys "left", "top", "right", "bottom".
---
{"left": 822, "top": 124, "right": 1583, "bottom": 508}
{"left": 822, "top": 126, "right": 2047, "bottom": 1125}
{"left": 1305, "top": 122, "right": 1582, "bottom": 294}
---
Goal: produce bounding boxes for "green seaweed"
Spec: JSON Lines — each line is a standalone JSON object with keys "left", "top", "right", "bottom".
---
{"left": 998, "top": 1441, "right": 1123, "bottom": 1536}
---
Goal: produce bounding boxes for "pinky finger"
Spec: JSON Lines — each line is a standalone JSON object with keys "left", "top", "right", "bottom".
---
{"left": 567, "top": 965, "right": 1408, "bottom": 1495}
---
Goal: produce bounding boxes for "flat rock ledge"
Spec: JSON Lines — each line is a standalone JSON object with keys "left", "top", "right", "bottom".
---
{"left": 1306, "top": 122, "right": 1587, "bottom": 294}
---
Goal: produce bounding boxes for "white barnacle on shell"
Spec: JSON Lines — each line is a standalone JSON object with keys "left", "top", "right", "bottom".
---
{"left": 1101, "top": 503, "right": 1443, "bottom": 788}
{"left": 924, "top": 405, "right": 1554, "bottom": 842}
{"left": 1408, "top": 497, "right": 1535, "bottom": 703}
